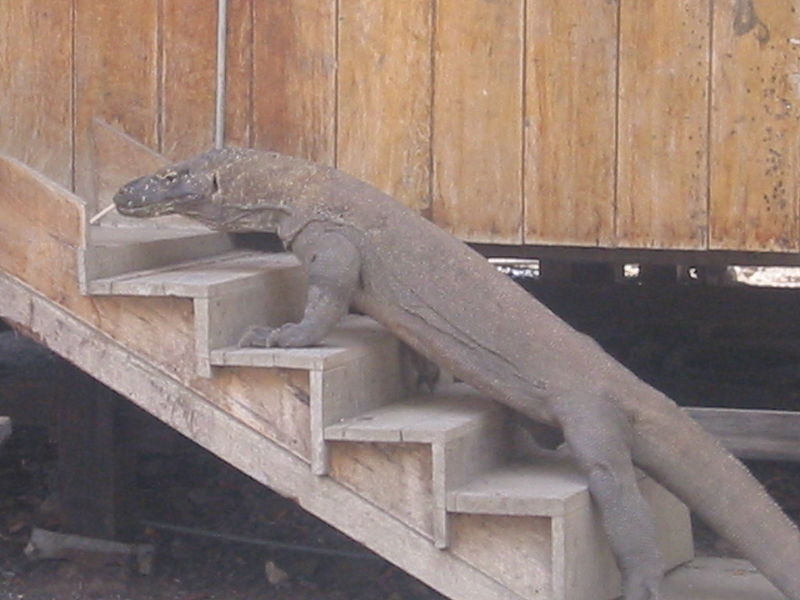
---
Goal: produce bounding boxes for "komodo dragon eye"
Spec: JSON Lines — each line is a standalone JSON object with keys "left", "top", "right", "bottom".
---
{"left": 161, "top": 170, "right": 186, "bottom": 185}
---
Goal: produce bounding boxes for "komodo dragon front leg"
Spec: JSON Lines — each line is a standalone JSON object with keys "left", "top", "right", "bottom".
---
{"left": 239, "top": 226, "right": 360, "bottom": 348}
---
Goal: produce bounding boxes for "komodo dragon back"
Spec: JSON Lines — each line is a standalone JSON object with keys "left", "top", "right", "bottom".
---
{"left": 116, "top": 148, "right": 800, "bottom": 600}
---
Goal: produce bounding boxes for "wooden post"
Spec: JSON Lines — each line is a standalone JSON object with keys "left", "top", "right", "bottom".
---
{"left": 57, "top": 372, "right": 137, "bottom": 541}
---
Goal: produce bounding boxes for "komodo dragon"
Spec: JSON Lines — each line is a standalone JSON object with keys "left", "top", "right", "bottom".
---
{"left": 114, "top": 148, "right": 800, "bottom": 600}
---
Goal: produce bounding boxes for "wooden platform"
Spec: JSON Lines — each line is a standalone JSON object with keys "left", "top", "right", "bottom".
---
{"left": 0, "top": 150, "right": 790, "bottom": 600}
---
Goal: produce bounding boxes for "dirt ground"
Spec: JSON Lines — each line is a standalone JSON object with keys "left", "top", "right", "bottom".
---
{"left": 0, "top": 425, "right": 444, "bottom": 600}
{"left": 2, "top": 276, "right": 800, "bottom": 599}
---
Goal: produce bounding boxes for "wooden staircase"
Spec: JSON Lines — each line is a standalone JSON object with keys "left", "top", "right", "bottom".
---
{"left": 0, "top": 146, "right": 788, "bottom": 600}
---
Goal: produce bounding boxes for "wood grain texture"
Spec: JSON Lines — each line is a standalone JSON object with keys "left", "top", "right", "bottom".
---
{"left": 617, "top": 0, "right": 711, "bottom": 249}
{"left": 0, "top": 0, "right": 73, "bottom": 188}
{"left": 337, "top": 0, "right": 432, "bottom": 213}
{"left": 252, "top": 0, "right": 336, "bottom": 164}
{"left": 433, "top": 0, "right": 524, "bottom": 243}
{"left": 161, "top": 0, "right": 217, "bottom": 160}
{"left": 710, "top": 0, "right": 800, "bottom": 251}
{"left": 449, "top": 514, "right": 552, "bottom": 598}
{"left": 225, "top": 0, "right": 254, "bottom": 147}
{"left": 524, "top": 1, "right": 617, "bottom": 247}
{"left": 329, "top": 442, "right": 434, "bottom": 537}
{"left": 74, "top": 0, "right": 160, "bottom": 199}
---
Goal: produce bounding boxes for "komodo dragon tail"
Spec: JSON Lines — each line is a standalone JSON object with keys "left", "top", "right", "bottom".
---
{"left": 632, "top": 396, "right": 800, "bottom": 599}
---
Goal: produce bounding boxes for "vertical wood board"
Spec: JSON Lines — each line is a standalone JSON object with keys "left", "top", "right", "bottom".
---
{"left": 252, "top": 0, "right": 337, "bottom": 164}
{"left": 161, "top": 0, "right": 217, "bottom": 160}
{"left": 0, "top": 158, "right": 84, "bottom": 298}
{"left": 329, "top": 442, "right": 434, "bottom": 537}
{"left": 212, "top": 367, "right": 311, "bottom": 460}
{"left": 0, "top": 0, "right": 73, "bottom": 188}
{"left": 74, "top": 0, "right": 160, "bottom": 202}
{"left": 225, "top": 0, "right": 254, "bottom": 147}
{"left": 617, "top": 0, "right": 711, "bottom": 249}
{"left": 449, "top": 514, "right": 552, "bottom": 598}
{"left": 710, "top": 0, "right": 800, "bottom": 251}
{"left": 433, "top": 0, "right": 524, "bottom": 243}
{"left": 337, "top": 0, "right": 433, "bottom": 213}
{"left": 58, "top": 377, "right": 137, "bottom": 539}
{"left": 524, "top": 1, "right": 618, "bottom": 247}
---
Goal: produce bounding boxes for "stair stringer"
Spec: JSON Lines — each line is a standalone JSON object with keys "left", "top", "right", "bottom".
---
{"left": 0, "top": 270, "right": 526, "bottom": 600}
{"left": 0, "top": 153, "right": 532, "bottom": 599}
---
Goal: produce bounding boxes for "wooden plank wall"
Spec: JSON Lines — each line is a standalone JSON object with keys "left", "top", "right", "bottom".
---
{"left": 0, "top": 0, "right": 73, "bottom": 188}
{"left": 2, "top": 0, "right": 799, "bottom": 252}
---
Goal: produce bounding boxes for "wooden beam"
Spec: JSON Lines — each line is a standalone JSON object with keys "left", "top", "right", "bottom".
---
{"left": 57, "top": 372, "right": 137, "bottom": 540}
{"left": 687, "top": 407, "right": 800, "bottom": 462}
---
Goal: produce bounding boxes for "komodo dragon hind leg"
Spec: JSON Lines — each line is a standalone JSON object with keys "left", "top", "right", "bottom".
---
{"left": 552, "top": 395, "right": 664, "bottom": 600}
{"left": 239, "top": 228, "right": 361, "bottom": 348}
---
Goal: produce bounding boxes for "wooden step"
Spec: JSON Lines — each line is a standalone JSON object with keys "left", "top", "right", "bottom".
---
{"left": 210, "top": 315, "right": 392, "bottom": 371}
{"left": 324, "top": 384, "right": 502, "bottom": 444}
{"left": 663, "top": 557, "right": 788, "bottom": 600}
{"left": 446, "top": 458, "right": 694, "bottom": 600}
{"left": 80, "top": 225, "right": 234, "bottom": 288}
{"left": 447, "top": 459, "right": 590, "bottom": 517}
{"left": 325, "top": 385, "right": 509, "bottom": 548}
{"left": 87, "top": 250, "right": 300, "bottom": 297}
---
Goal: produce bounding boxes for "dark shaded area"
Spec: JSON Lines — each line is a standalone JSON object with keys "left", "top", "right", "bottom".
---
{"left": 231, "top": 232, "right": 285, "bottom": 253}
{"left": 516, "top": 277, "right": 800, "bottom": 411}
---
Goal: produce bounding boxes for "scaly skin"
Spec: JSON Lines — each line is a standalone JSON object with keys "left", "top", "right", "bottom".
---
{"left": 115, "top": 148, "right": 800, "bottom": 600}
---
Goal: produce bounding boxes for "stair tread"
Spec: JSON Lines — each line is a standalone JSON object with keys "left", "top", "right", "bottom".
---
{"left": 89, "top": 225, "right": 217, "bottom": 246}
{"left": 90, "top": 250, "right": 301, "bottom": 297}
{"left": 447, "top": 459, "right": 592, "bottom": 517}
{"left": 210, "top": 315, "right": 394, "bottom": 370}
{"left": 325, "top": 384, "right": 501, "bottom": 443}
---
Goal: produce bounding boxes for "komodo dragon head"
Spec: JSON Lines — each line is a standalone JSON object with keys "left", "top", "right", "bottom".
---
{"left": 114, "top": 147, "right": 290, "bottom": 231}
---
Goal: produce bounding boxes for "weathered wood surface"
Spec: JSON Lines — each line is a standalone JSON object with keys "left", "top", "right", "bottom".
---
{"left": 524, "top": 0, "right": 617, "bottom": 247}
{"left": 329, "top": 442, "right": 434, "bottom": 537}
{"left": 337, "top": 0, "right": 432, "bottom": 212}
{"left": 687, "top": 407, "right": 800, "bottom": 462}
{"left": 161, "top": 0, "right": 217, "bottom": 160}
{"left": 74, "top": 0, "right": 160, "bottom": 201}
{"left": 710, "top": 0, "right": 800, "bottom": 251}
{"left": 450, "top": 514, "right": 552, "bottom": 598}
{"left": 0, "top": 0, "right": 73, "bottom": 188}
{"left": 617, "top": 0, "right": 710, "bottom": 249}
{"left": 224, "top": 0, "right": 254, "bottom": 147}
{"left": 251, "top": 0, "right": 337, "bottom": 164}
{"left": 4, "top": 0, "right": 800, "bottom": 251}
{"left": 432, "top": 0, "right": 524, "bottom": 243}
